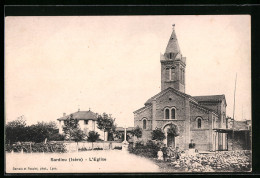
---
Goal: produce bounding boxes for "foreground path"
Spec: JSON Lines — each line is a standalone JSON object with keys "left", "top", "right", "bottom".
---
{"left": 6, "top": 150, "right": 159, "bottom": 173}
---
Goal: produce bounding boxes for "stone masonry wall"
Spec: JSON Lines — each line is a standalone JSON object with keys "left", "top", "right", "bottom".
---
{"left": 190, "top": 103, "right": 212, "bottom": 151}
{"left": 134, "top": 106, "right": 152, "bottom": 129}
{"left": 154, "top": 91, "right": 186, "bottom": 120}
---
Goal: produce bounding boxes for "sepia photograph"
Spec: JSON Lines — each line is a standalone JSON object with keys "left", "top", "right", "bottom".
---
{"left": 5, "top": 15, "right": 251, "bottom": 173}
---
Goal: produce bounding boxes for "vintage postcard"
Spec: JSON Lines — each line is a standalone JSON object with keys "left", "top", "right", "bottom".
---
{"left": 5, "top": 15, "right": 251, "bottom": 173}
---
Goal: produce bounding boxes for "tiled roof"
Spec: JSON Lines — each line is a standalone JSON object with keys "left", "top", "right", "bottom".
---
{"left": 193, "top": 95, "right": 226, "bottom": 104}
{"left": 133, "top": 106, "right": 148, "bottom": 114}
{"left": 135, "top": 87, "right": 222, "bottom": 116}
{"left": 57, "top": 110, "right": 98, "bottom": 121}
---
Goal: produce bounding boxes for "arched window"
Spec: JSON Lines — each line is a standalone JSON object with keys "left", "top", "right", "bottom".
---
{"left": 166, "top": 68, "right": 169, "bottom": 80}
{"left": 171, "top": 108, "right": 176, "bottom": 119}
{"left": 171, "top": 67, "right": 175, "bottom": 81}
{"left": 183, "top": 70, "right": 185, "bottom": 83}
{"left": 165, "top": 109, "right": 170, "bottom": 119}
{"left": 198, "top": 118, "right": 202, "bottom": 128}
{"left": 143, "top": 120, "right": 147, "bottom": 129}
{"left": 181, "top": 69, "right": 182, "bottom": 83}
{"left": 169, "top": 53, "right": 174, "bottom": 59}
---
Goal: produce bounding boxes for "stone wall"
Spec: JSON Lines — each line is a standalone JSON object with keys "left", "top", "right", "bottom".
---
{"left": 189, "top": 103, "right": 215, "bottom": 151}
{"left": 228, "top": 131, "right": 251, "bottom": 150}
{"left": 64, "top": 141, "right": 123, "bottom": 151}
{"left": 191, "top": 129, "right": 210, "bottom": 151}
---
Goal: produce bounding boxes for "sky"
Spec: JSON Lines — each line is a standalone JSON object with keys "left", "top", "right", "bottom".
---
{"left": 5, "top": 15, "right": 251, "bottom": 127}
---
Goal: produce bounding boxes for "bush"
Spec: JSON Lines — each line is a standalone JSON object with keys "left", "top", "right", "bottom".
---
{"left": 152, "top": 128, "right": 166, "bottom": 141}
{"left": 93, "top": 147, "right": 103, "bottom": 150}
{"left": 5, "top": 142, "right": 67, "bottom": 153}
{"left": 78, "top": 147, "right": 90, "bottom": 151}
{"left": 114, "top": 146, "right": 122, "bottom": 150}
{"left": 129, "top": 140, "right": 161, "bottom": 158}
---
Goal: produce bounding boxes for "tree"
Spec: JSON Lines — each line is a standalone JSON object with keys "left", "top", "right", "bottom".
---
{"left": 167, "top": 124, "right": 179, "bottom": 137}
{"left": 87, "top": 131, "right": 100, "bottom": 149}
{"left": 71, "top": 129, "right": 86, "bottom": 143}
{"left": 108, "top": 123, "right": 117, "bottom": 141}
{"left": 27, "top": 121, "right": 64, "bottom": 143}
{"left": 97, "top": 113, "right": 116, "bottom": 141}
{"left": 131, "top": 126, "right": 142, "bottom": 143}
{"left": 152, "top": 128, "right": 166, "bottom": 141}
{"left": 5, "top": 117, "right": 27, "bottom": 144}
{"left": 132, "top": 126, "right": 142, "bottom": 139}
{"left": 62, "top": 114, "right": 85, "bottom": 142}
{"left": 113, "top": 131, "right": 123, "bottom": 141}
{"left": 5, "top": 118, "right": 65, "bottom": 144}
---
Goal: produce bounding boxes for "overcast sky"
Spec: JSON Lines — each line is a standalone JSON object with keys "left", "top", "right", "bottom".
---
{"left": 5, "top": 15, "right": 251, "bottom": 127}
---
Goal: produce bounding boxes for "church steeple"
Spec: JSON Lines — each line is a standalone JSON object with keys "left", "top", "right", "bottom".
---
{"left": 160, "top": 25, "right": 186, "bottom": 92}
{"left": 165, "top": 24, "right": 181, "bottom": 58}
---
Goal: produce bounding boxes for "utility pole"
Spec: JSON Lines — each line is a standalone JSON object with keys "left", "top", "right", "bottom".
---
{"left": 232, "top": 73, "right": 237, "bottom": 150}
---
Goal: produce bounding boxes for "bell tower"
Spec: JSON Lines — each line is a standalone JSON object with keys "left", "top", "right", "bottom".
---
{"left": 160, "top": 24, "right": 186, "bottom": 92}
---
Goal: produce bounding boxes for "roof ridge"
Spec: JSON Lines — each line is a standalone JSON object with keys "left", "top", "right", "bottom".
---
{"left": 145, "top": 87, "right": 192, "bottom": 104}
{"left": 193, "top": 94, "right": 224, "bottom": 97}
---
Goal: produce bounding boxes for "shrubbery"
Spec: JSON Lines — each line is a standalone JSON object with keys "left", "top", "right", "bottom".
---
{"left": 93, "top": 147, "right": 103, "bottom": 150}
{"left": 5, "top": 118, "right": 65, "bottom": 144}
{"left": 129, "top": 140, "right": 161, "bottom": 158}
{"left": 114, "top": 146, "right": 122, "bottom": 150}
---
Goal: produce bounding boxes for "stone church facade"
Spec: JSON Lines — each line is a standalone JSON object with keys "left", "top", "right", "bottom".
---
{"left": 133, "top": 25, "right": 228, "bottom": 151}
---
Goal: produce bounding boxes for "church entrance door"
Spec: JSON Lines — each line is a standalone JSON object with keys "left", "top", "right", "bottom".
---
{"left": 167, "top": 134, "right": 175, "bottom": 147}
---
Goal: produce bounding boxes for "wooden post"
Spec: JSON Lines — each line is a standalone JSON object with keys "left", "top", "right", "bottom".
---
{"left": 227, "top": 133, "right": 229, "bottom": 151}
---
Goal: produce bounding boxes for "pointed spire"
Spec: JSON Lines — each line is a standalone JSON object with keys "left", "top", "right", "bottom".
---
{"left": 165, "top": 24, "right": 181, "bottom": 56}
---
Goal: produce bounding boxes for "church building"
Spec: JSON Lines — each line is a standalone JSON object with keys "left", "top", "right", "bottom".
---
{"left": 133, "top": 25, "right": 228, "bottom": 151}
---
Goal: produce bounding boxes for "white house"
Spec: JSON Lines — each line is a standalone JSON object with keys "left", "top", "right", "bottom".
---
{"left": 57, "top": 109, "right": 107, "bottom": 141}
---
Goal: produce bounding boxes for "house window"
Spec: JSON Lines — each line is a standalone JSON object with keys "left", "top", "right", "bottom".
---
{"left": 198, "top": 118, "right": 202, "bottom": 128}
{"left": 84, "top": 120, "right": 89, "bottom": 125}
{"left": 171, "top": 108, "right": 176, "bottom": 119}
{"left": 165, "top": 109, "right": 170, "bottom": 119}
{"left": 143, "top": 120, "right": 147, "bottom": 129}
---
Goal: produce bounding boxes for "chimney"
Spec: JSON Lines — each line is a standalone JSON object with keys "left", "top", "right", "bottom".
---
{"left": 63, "top": 113, "right": 66, "bottom": 117}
